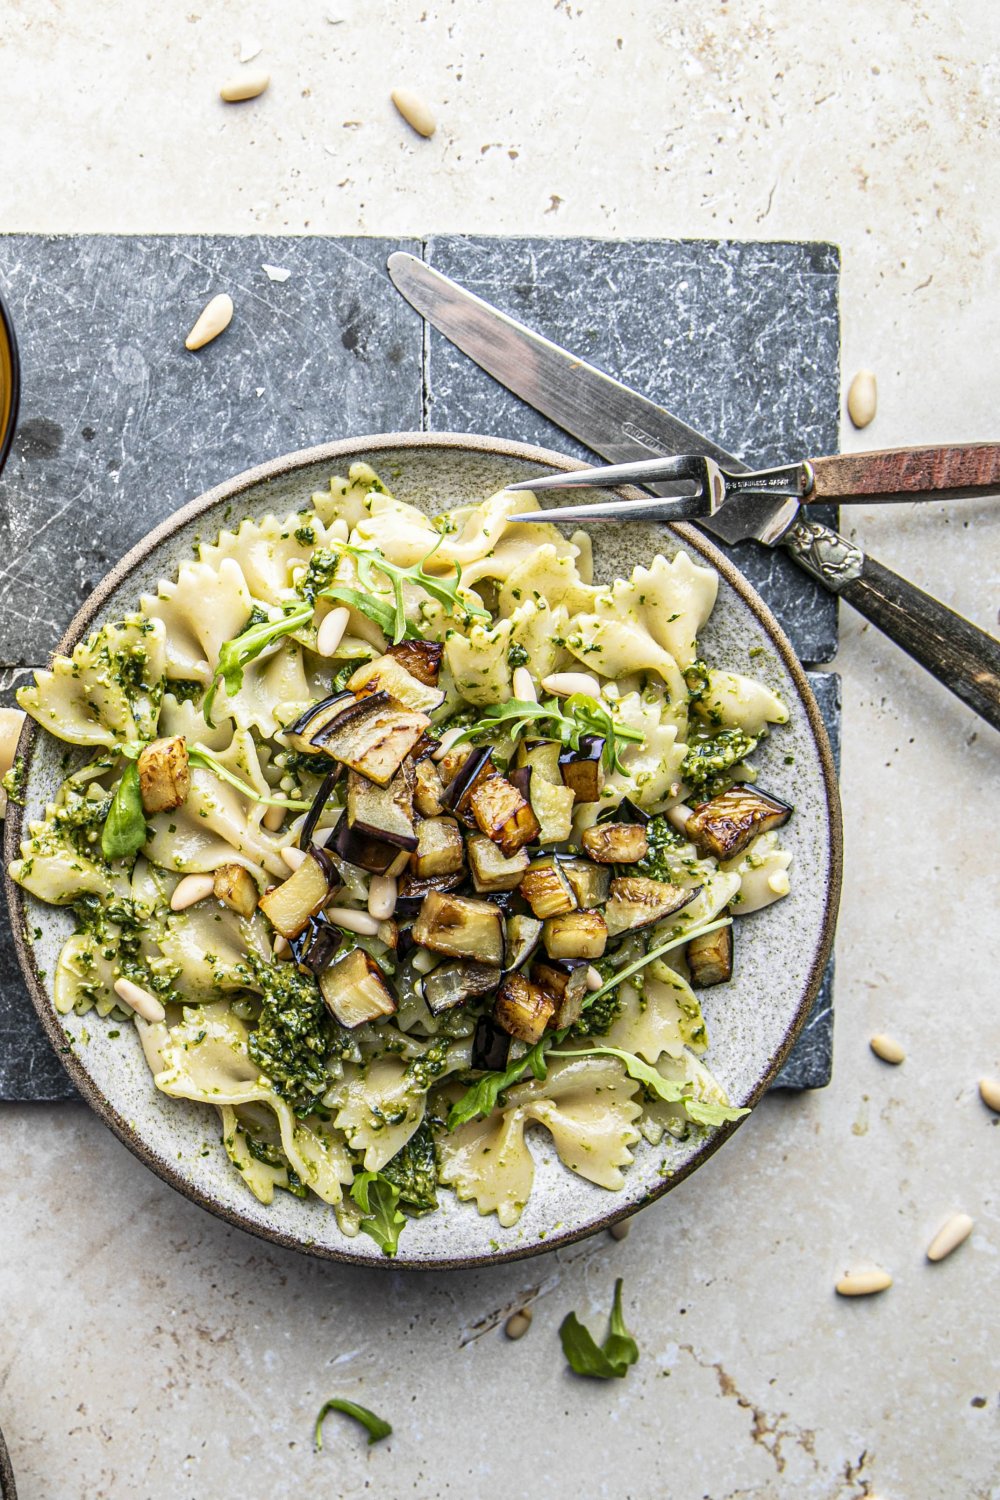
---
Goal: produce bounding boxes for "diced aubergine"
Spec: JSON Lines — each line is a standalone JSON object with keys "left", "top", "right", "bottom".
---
{"left": 471, "top": 1013, "right": 513, "bottom": 1071}
{"left": 386, "top": 639, "right": 444, "bottom": 687}
{"left": 311, "top": 692, "right": 430, "bottom": 785}
{"left": 559, "top": 735, "right": 604, "bottom": 802}
{"left": 213, "top": 862, "right": 259, "bottom": 918}
{"left": 503, "top": 914, "right": 544, "bottom": 972}
{"left": 411, "top": 816, "right": 466, "bottom": 878}
{"left": 332, "top": 818, "right": 405, "bottom": 875}
{"left": 596, "top": 795, "right": 650, "bottom": 827}
{"left": 514, "top": 739, "right": 563, "bottom": 784}
{"left": 258, "top": 850, "right": 334, "bottom": 938}
{"left": 299, "top": 768, "right": 342, "bottom": 851}
{"left": 422, "top": 959, "right": 500, "bottom": 1016}
{"left": 284, "top": 692, "right": 358, "bottom": 755}
{"left": 413, "top": 757, "right": 447, "bottom": 818}
{"left": 289, "top": 914, "right": 342, "bottom": 974}
{"left": 412, "top": 891, "right": 505, "bottom": 965}
{"left": 137, "top": 735, "right": 190, "bottom": 814}
{"left": 494, "top": 973, "right": 556, "bottom": 1044}
{"left": 530, "top": 958, "right": 589, "bottom": 1029}
{"left": 528, "top": 776, "right": 576, "bottom": 844}
{"left": 581, "top": 822, "right": 649, "bottom": 865}
{"left": 542, "top": 909, "right": 607, "bottom": 961}
{"left": 519, "top": 857, "right": 579, "bottom": 919}
{"left": 318, "top": 947, "right": 397, "bottom": 1028}
{"left": 440, "top": 746, "right": 494, "bottom": 825}
{"left": 687, "top": 922, "right": 734, "bottom": 987}
{"left": 685, "top": 784, "right": 792, "bottom": 862}
{"left": 561, "top": 857, "right": 611, "bottom": 909}
{"left": 468, "top": 773, "right": 540, "bottom": 856}
{"left": 376, "top": 918, "right": 399, "bottom": 951}
{"left": 467, "top": 833, "right": 530, "bottom": 893}
{"left": 347, "top": 653, "right": 446, "bottom": 714}
{"left": 346, "top": 765, "right": 417, "bottom": 850}
{"left": 396, "top": 868, "right": 466, "bottom": 902}
{"left": 604, "top": 876, "right": 700, "bottom": 937}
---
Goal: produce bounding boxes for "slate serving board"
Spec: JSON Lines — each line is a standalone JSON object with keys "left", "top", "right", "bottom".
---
{"left": 0, "top": 233, "right": 839, "bottom": 1100}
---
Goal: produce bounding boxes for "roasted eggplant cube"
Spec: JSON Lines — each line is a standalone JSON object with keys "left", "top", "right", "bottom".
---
{"left": 514, "top": 739, "right": 563, "bottom": 784}
{"left": 529, "top": 777, "right": 576, "bottom": 844}
{"left": 519, "top": 858, "right": 578, "bottom": 919}
{"left": 581, "top": 822, "right": 649, "bottom": 865}
{"left": 471, "top": 1013, "right": 513, "bottom": 1071}
{"left": 422, "top": 959, "right": 500, "bottom": 1016}
{"left": 312, "top": 693, "right": 430, "bottom": 786}
{"left": 469, "top": 773, "right": 540, "bottom": 856}
{"left": 503, "top": 913, "right": 543, "bottom": 972}
{"left": 346, "top": 766, "right": 417, "bottom": 850}
{"left": 440, "top": 746, "right": 494, "bottom": 826}
{"left": 686, "top": 784, "right": 792, "bottom": 862}
{"left": 284, "top": 692, "right": 357, "bottom": 755}
{"left": 318, "top": 947, "right": 397, "bottom": 1028}
{"left": 494, "top": 973, "right": 557, "bottom": 1044}
{"left": 412, "top": 816, "right": 466, "bottom": 878}
{"left": 559, "top": 737, "right": 604, "bottom": 803}
{"left": 347, "top": 652, "right": 445, "bottom": 714}
{"left": 212, "top": 862, "right": 259, "bottom": 918}
{"left": 386, "top": 639, "right": 444, "bottom": 687}
{"left": 414, "top": 757, "right": 447, "bottom": 818}
{"left": 467, "top": 833, "right": 530, "bottom": 893}
{"left": 542, "top": 910, "right": 607, "bottom": 961}
{"left": 290, "top": 915, "right": 342, "bottom": 974}
{"left": 258, "top": 852, "right": 333, "bottom": 938}
{"left": 332, "top": 818, "right": 403, "bottom": 875}
{"left": 412, "top": 891, "right": 505, "bottom": 965}
{"left": 137, "top": 735, "right": 190, "bottom": 814}
{"left": 604, "top": 876, "right": 699, "bottom": 937}
{"left": 561, "top": 857, "right": 611, "bottom": 909}
{"left": 687, "top": 923, "right": 734, "bottom": 988}
{"left": 530, "top": 958, "right": 589, "bottom": 1029}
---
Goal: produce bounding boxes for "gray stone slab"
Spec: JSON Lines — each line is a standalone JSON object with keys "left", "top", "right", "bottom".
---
{"left": 424, "top": 234, "right": 841, "bottom": 666}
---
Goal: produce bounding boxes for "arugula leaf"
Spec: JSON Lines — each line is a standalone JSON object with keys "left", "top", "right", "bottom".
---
{"left": 319, "top": 584, "right": 420, "bottom": 643}
{"left": 559, "top": 1278, "right": 639, "bottom": 1380}
{"left": 314, "top": 1398, "right": 392, "bottom": 1449}
{"left": 446, "top": 1034, "right": 551, "bottom": 1130}
{"left": 186, "top": 746, "right": 312, "bottom": 810}
{"left": 100, "top": 762, "right": 146, "bottom": 861}
{"left": 579, "top": 916, "right": 731, "bottom": 1013}
{"left": 350, "top": 1171, "right": 407, "bottom": 1257}
{"left": 203, "top": 602, "right": 312, "bottom": 725}
{"left": 450, "top": 694, "right": 643, "bottom": 773}
{"left": 548, "top": 1044, "right": 749, "bottom": 1126}
{"left": 335, "top": 538, "right": 491, "bottom": 639}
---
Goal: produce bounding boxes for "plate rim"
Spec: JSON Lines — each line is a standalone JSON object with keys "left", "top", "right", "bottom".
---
{"left": 2, "top": 430, "right": 842, "bottom": 1270}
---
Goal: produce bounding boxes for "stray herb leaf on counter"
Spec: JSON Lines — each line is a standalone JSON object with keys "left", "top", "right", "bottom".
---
{"left": 559, "top": 1278, "right": 639, "bottom": 1381}
{"left": 314, "top": 1398, "right": 392, "bottom": 1449}
{"left": 100, "top": 762, "right": 146, "bottom": 862}
{"left": 351, "top": 1171, "right": 407, "bottom": 1257}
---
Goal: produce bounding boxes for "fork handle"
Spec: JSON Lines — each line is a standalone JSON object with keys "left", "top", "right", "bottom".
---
{"left": 806, "top": 443, "right": 1000, "bottom": 503}
{"left": 781, "top": 518, "right": 1000, "bottom": 732}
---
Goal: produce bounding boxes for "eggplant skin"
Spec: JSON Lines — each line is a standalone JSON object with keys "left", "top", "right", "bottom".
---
{"left": 387, "top": 639, "right": 444, "bottom": 687}
{"left": 412, "top": 891, "right": 505, "bottom": 965}
{"left": 686, "top": 783, "right": 791, "bottom": 862}
{"left": 494, "top": 974, "right": 556, "bottom": 1044}
{"left": 581, "top": 822, "right": 649, "bottom": 865}
{"left": 397, "top": 868, "right": 465, "bottom": 901}
{"left": 469, "top": 774, "right": 540, "bottom": 856}
{"left": 687, "top": 923, "right": 734, "bottom": 987}
{"left": 604, "top": 876, "right": 699, "bottom": 936}
{"left": 471, "top": 1014, "right": 512, "bottom": 1071}
{"left": 531, "top": 957, "right": 589, "bottom": 1028}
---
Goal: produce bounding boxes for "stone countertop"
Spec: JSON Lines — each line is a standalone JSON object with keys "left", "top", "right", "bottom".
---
{"left": 0, "top": 4, "right": 998, "bottom": 1499}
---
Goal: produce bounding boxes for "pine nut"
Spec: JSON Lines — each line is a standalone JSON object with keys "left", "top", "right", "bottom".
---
{"left": 541, "top": 671, "right": 601, "bottom": 699}
{"left": 185, "top": 294, "right": 234, "bottom": 351}
{"left": 504, "top": 1308, "right": 533, "bottom": 1340}
{"left": 281, "top": 846, "right": 307, "bottom": 872}
{"left": 926, "top": 1212, "right": 973, "bottom": 1263}
{"left": 411, "top": 946, "right": 438, "bottom": 974}
{"left": 316, "top": 606, "right": 351, "bottom": 657}
{"left": 767, "top": 870, "right": 791, "bottom": 897}
{"left": 978, "top": 1076, "right": 1000, "bottom": 1113}
{"left": 367, "top": 875, "right": 397, "bottom": 920}
{"left": 511, "top": 666, "right": 536, "bottom": 702}
{"left": 432, "top": 726, "right": 466, "bottom": 760}
{"left": 835, "top": 1266, "right": 892, "bottom": 1297}
{"left": 262, "top": 803, "right": 286, "bottom": 831}
{"left": 311, "top": 825, "right": 335, "bottom": 848}
{"left": 609, "top": 1219, "right": 630, "bottom": 1241}
{"left": 273, "top": 935, "right": 291, "bottom": 958}
{"left": 220, "top": 70, "right": 270, "bottom": 102}
{"left": 847, "top": 369, "right": 877, "bottom": 429}
{"left": 585, "top": 965, "right": 603, "bottom": 992}
{"left": 870, "top": 1033, "right": 906, "bottom": 1065}
{"left": 666, "top": 803, "right": 693, "bottom": 834}
{"left": 325, "top": 906, "right": 380, "bottom": 936}
{"left": 327, "top": 518, "right": 350, "bottom": 543}
{"left": 114, "top": 977, "right": 166, "bottom": 1024}
{"left": 169, "top": 873, "right": 216, "bottom": 912}
{"left": 391, "top": 87, "right": 436, "bottom": 138}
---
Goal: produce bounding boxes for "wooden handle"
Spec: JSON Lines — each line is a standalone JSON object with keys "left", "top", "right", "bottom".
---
{"left": 807, "top": 443, "right": 1000, "bottom": 503}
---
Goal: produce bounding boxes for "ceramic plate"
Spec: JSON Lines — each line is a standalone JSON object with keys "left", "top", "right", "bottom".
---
{"left": 4, "top": 433, "right": 841, "bottom": 1268}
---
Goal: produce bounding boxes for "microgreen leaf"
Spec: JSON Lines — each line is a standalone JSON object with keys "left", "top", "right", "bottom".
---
{"left": 350, "top": 1171, "right": 407, "bottom": 1257}
{"left": 559, "top": 1279, "right": 639, "bottom": 1380}
{"left": 203, "top": 602, "right": 313, "bottom": 726}
{"left": 186, "top": 746, "right": 313, "bottom": 810}
{"left": 449, "top": 694, "right": 642, "bottom": 772}
{"left": 318, "top": 585, "right": 420, "bottom": 642}
{"left": 314, "top": 1398, "right": 392, "bottom": 1449}
{"left": 101, "top": 761, "right": 146, "bottom": 862}
{"left": 321, "top": 539, "right": 489, "bottom": 643}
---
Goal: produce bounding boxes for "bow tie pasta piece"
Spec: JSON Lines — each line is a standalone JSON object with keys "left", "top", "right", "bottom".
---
{"left": 506, "top": 599, "right": 573, "bottom": 684}
{"left": 565, "top": 615, "right": 687, "bottom": 702}
{"left": 423, "top": 489, "right": 545, "bottom": 570}
{"left": 723, "top": 830, "right": 793, "bottom": 914}
{"left": 158, "top": 903, "right": 272, "bottom": 1001}
{"left": 140, "top": 558, "right": 251, "bottom": 684}
{"left": 198, "top": 513, "right": 336, "bottom": 607}
{"left": 307, "top": 462, "right": 394, "bottom": 530}
{"left": 494, "top": 542, "right": 596, "bottom": 618}
{"left": 352, "top": 493, "right": 442, "bottom": 566}
{"left": 157, "top": 693, "right": 232, "bottom": 751}
{"left": 589, "top": 692, "right": 688, "bottom": 812}
{"left": 693, "top": 669, "right": 788, "bottom": 737}
{"left": 8, "top": 761, "right": 136, "bottom": 905}
{"left": 652, "top": 871, "right": 742, "bottom": 946}
{"left": 642, "top": 1048, "right": 739, "bottom": 1143}
{"left": 444, "top": 616, "right": 514, "bottom": 705}
{"left": 208, "top": 638, "right": 322, "bottom": 737}
{"left": 17, "top": 617, "right": 167, "bottom": 748}
{"left": 601, "top": 971, "right": 708, "bottom": 1064}
{"left": 594, "top": 551, "right": 718, "bottom": 669}
{"left": 333, "top": 1057, "right": 427, "bottom": 1172}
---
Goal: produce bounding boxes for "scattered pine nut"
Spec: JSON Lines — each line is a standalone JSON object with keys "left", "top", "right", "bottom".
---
{"left": 432, "top": 726, "right": 465, "bottom": 761}
{"left": 262, "top": 803, "right": 286, "bottom": 831}
{"left": 367, "top": 875, "right": 397, "bottom": 921}
{"left": 511, "top": 666, "right": 536, "bottom": 702}
{"left": 391, "top": 88, "right": 436, "bottom": 138}
{"left": 185, "top": 293, "right": 234, "bottom": 351}
{"left": 273, "top": 935, "right": 291, "bottom": 958}
{"left": 169, "top": 873, "right": 217, "bottom": 912}
{"left": 585, "top": 965, "right": 603, "bottom": 992}
{"left": 666, "top": 803, "right": 693, "bottom": 835}
{"left": 114, "top": 977, "right": 166, "bottom": 1024}
{"left": 869, "top": 1033, "right": 906, "bottom": 1065}
{"left": 281, "top": 846, "right": 307, "bottom": 872}
{"left": 316, "top": 606, "right": 351, "bottom": 657}
{"left": 325, "top": 906, "right": 380, "bottom": 936}
{"left": 926, "top": 1212, "right": 974, "bottom": 1263}
{"left": 847, "top": 369, "right": 877, "bottom": 429}
{"left": 262, "top": 263, "right": 291, "bottom": 283}
{"left": 541, "top": 671, "right": 601, "bottom": 699}
{"left": 835, "top": 1265, "right": 892, "bottom": 1297}
{"left": 504, "top": 1308, "right": 533, "bottom": 1340}
{"left": 220, "top": 70, "right": 270, "bottom": 102}
{"left": 411, "top": 947, "right": 438, "bottom": 974}
{"left": 978, "top": 1077, "right": 1000, "bottom": 1113}
{"left": 609, "top": 1220, "right": 630, "bottom": 1241}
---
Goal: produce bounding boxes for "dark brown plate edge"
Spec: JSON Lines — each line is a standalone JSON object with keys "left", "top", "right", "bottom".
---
{"left": 2, "top": 430, "right": 842, "bottom": 1272}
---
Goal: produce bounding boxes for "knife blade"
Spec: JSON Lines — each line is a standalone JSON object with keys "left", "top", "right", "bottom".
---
{"left": 387, "top": 251, "right": 1000, "bottom": 733}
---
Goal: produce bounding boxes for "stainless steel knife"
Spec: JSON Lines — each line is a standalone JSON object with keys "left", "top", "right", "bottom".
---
{"left": 387, "top": 251, "right": 1000, "bottom": 733}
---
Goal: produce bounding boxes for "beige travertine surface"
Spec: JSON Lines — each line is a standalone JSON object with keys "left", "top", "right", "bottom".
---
{"left": 1, "top": 3, "right": 998, "bottom": 1498}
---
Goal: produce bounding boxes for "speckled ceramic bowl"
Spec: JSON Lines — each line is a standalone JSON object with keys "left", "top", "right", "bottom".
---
{"left": 0, "top": 1422, "right": 16, "bottom": 1500}
{"left": 4, "top": 433, "right": 841, "bottom": 1269}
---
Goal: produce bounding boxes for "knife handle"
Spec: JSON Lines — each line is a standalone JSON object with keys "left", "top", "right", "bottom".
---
{"left": 805, "top": 443, "right": 1000, "bottom": 504}
{"left": 781, "top": 518, "right": 1000, "bottom": 732}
